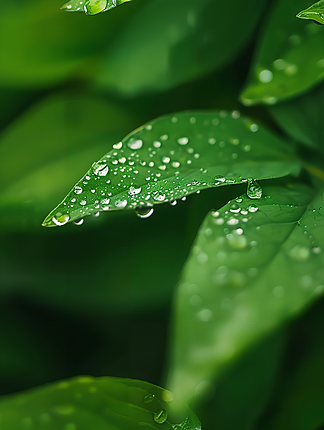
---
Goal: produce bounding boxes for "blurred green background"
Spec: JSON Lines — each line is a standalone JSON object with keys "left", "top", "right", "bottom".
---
{"left": 1, "top": 1, "right": 324, "bottom": 429}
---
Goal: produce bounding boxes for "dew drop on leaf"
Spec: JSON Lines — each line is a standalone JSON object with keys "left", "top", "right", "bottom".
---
{"left": 247, "top": 179, "right": 262, "bottom": 199}
{"left": 128, "top": 138, "right": 143, "bottom": 150}
{"left": 153, "top": 410, "right": 168, "bottom": 424}
{"left": 73, "top": 218, "right": 84, "bottom": 226}
{"left": 52, "top": 214, "right": 70, "bottom": 226}
{"left": 143, "top": 394, "right": 155, "bottom": 404}
{"left": 136, "top": 207, "right": 154, "bottom": 219}
{"left": 128, "top": 186, "right": 142, "bottom": 196}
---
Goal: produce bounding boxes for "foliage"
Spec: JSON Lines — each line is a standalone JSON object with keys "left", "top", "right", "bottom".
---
{"left": 1, "top": 0, "right": 324, "bottom": 429}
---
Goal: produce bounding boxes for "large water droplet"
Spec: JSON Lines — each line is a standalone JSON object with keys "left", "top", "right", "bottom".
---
{"left": 128, "top": 138, "right": 143, "bottom": 150}
{"left": 154, "top": 410, "right": 168, "bottom": 424}
{"left": 73, "top": 218, "right": 84, "bottom": 226}
{"left": 74, "top": 186, "right": 83, "bottom": 195}
{"left": 247, "top": 180, "right": 262, "bottom": 199}
{"left": 84, "top": 0, "right": 109, "bottom": 15}
{"left": 52, "top": 214, "right": 70, "bottom": 226}
{"left": 177, "top": 137, "right": 189, "bottom": 145}
{"left": 136, "top": 207, "right": 154, "bottom": 219}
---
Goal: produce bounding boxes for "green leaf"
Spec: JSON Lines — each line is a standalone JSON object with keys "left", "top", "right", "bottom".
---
{"left": 0, "top": 376, "right": 201, "bottom": 430}
{"left": 166, "top": 180, "right": 324, "bottom": 408}
{"left": 0, "top": 0, "right": 132, "bottom": 88}
{"left": 259, "top": 300, "right": 324, "bottom": 430}
{"left": 94, "top": 0, "right": 267, "bottom": 96}
{"left": 42, "top": 111, "right": 300, "bottom": 227}
{"left": 196, "top": 330, "right": 286, "bottom": 430}
{"left": 0, "top": 92, "right": 138, "bottom": 230}
{"left": 297, "top": 0, "right": 324, "bottom": 25}
{"left": 269, "top": 80, "right": 324, "bottom": 153}
{"left": 61, "top": 0, "right": 131, "bottom": 15}
{"left": 240, "top": 0, "right": 324, "bottom": 106}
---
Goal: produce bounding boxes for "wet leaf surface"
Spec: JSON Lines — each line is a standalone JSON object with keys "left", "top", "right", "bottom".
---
{"left": 42, "top": 111, "right": 300, "bottom": 227}
{"left": 240, "top": 0, "right": 324, "bottom": 105}
{"left": 166, "top": 181, "right": 324, "bottom": 407}
{"left": 297, "top": 0, "right": 324, "bottom": 25}
{"left": 0, "top": 376, "right": 200, "bottom": 430}
{"left": 61, "top": 0, "right": 131, "bottom": 15}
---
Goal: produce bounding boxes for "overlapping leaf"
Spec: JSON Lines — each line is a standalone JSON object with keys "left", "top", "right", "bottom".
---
{"left": 0, "top": 93, "right": 137, "bottom": 230}
{"left": 240, "top": 0, "right": 324, "bottom": 106}
{"left": 0, "top": 376, "right": 201, "bottom": 430}
{"left": 94, "top": 0, "right": 267, "bottom": 95}
{"left": 297, "top": 0, "right": 324, "bottom": 25}
{"left": 269, "top": 79, "right": 324, "bottom": 153}
{"left": 61, "top": 0, "right": 131, "bottom": 15}
{"left": 42, "top": 111, "right": 300, "bottom": 227}
{"left": 166, "top": 181, "right": 324, "bottom": 407}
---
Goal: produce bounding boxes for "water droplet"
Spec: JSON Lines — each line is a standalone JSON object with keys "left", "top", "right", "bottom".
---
{"left": 128, "top": 138, "right": 143, "bottom": 150}
{"left": 154, "top": 410, "right": 168, "bottom": 424}
{"left": 289, "top": 245, "right": 310, "bottom": 261}
{"left": 84, "top": 0, "right": 109, "bottom": 15}
{"left": 50, "top": 211, "right": 70, "bottom": 226}
{"left": 259, "top": 69, "right": 273, "bottom": 83}
{"left": 128, "top": 186, "right": 142, "bottom": 196}
{"left": 154, "top": 194, "right": 166, "bottom": 202}
{"left": 160, "top": 134, "right": 168, "bottom": 141}
{"left": 196, "top": 309, "right": 213, "bottom": 321}
{"left": 74, "top": 186, "right": 83, "bottom": 195}
{"left": 73, "top": 218, "right": 84, "bottom": 226}
{"left": 311, "top": 246, "right": 321, "bottom": 254}
{"left": 136, "top": 207, "right": 154, "bottom": 219}
{"left": 250, "top": 124, "right": 259, "bottom": 132}
{"left": 231, "top": 110, "right": 241, "bottom": 119}
{"left": 226, "top": 233, "right": 248, "bottom": 249}
{"left": 208, "top": 137, "right": 216, "bottom": 145}
{"left": 169, "top": 200, "right": 177, "bottom": 206}
{"left": 113, "top": 142, "right": 123, "bottom": 149}
{"left": 153, "top": 141, "right": 161, "bottom": 148}
{"left": 162, "top": 156, "right": 170, "bottom": 164}
{"left": 247, "top": 180, "right": 262, "bottom": 199}
{"left": 143, "top": 394, "right": 155, "bottom": 404}
{"left": 115, "top": 200, "right": 127, "bottom": 208}
{"left": 93, "top": 161, "right": 109, "bottom": 176}
{"left": 100, "top": 198, "right": 110, "bottom": 205}
{"left": 177, "top": 137, "right": 189, "bottom": 145}
{"left": 171, "top": 161, "right": 180, "bottom": 168}
{"left": 197, "top": 252, "right": 208, "bottom": 264}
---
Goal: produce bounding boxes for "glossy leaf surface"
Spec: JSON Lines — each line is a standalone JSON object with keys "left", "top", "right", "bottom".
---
{"left": 269, "top": 80, "right": 324, "bottom": 153}
{"left": 42, "top": 111, "right": 300, "bottom": 227}
{"left": 166, "top": 181, "right": 324, "bottom": 407}
{"left": 94, "top": 0, "right": 267, "bottom": 95}
{"left": 0, "top": 376, "right": 201, "bottom": 430}
{"left": 240, "top": 0, "right": 324, "bottom": 105}
{"left": 297, "top": 0, "right": 324, "bottom": 25}
{"left": 61, "top": 0, "right": 131, "bottom": 15}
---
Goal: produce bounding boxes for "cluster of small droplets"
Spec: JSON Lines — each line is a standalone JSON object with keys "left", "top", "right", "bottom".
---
{"left": 43, "top": 111, "right": 278, "bottom": 227}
